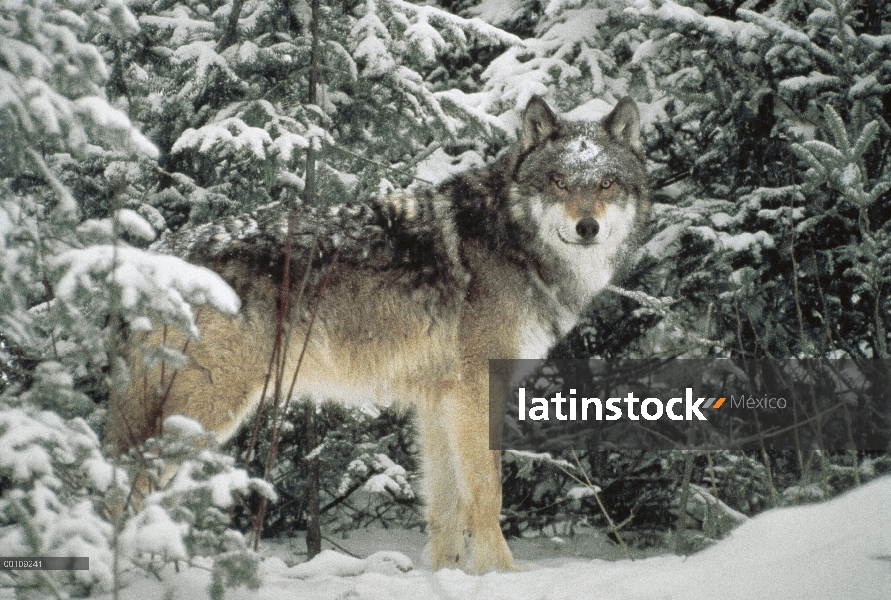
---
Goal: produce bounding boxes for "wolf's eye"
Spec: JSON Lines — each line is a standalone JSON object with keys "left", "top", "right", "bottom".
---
{"left": 601, "top": 178, "right": 613, "bottom": 189}
{"left": 552, "top": 175, "right": 568, "bottom": 190}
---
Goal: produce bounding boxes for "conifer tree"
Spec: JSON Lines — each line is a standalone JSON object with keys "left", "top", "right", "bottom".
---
{"left": 107, "top": 0, "right": 521, "bottom": 229}
{"left": 623, "top": 0, "right": 890, "bottom": 359}
{"left": 1, "top": 1, "right": 274, "bottom": 596}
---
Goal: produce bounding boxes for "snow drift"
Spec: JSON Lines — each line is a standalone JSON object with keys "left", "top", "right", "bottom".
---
{"left": 105, "top": 476, "right": 891, "bottom": 599}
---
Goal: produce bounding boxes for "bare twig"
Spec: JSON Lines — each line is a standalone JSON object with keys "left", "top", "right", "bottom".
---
{"left": 568, "top": 452, "right": 634, "bottom": 560}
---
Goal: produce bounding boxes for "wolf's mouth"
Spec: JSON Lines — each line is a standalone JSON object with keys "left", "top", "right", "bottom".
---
{"left": 557, "top": 222, "right": 610, "bottom": 246}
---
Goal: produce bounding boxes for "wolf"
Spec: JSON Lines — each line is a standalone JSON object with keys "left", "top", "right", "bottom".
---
{"left": 107, "top": 96, "right": 649, "bottom": 572}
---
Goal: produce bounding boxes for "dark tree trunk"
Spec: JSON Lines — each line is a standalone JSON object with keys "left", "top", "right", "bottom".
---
{"left": 303, "top": 0, "right": 323, "bottom": 561}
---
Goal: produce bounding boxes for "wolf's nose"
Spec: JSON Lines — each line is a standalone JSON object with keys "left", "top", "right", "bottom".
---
{"left": 576, "top": 218, "right": 599, "bottom": 241}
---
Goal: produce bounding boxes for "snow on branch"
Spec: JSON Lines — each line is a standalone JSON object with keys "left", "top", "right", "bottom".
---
{"left": 736, "top": 9, "right": 836, "bottom": 67}
{"left": 174, "top": 40, "right": 241, "bottom": 90}
{"left": 505, "top": 449, "right": 576, "bottom": 472}
{"left": 779, "top": 72, "right": 842, "bottom": 93}
{"left": 75, "top": 96, "right": 159, "bottom": 158}
{"left": 0, "top": 407, "right": 118, "bottom": 592}
{"left": 385, "top": 0, "right": 522, "bottom": 47}
{"left": 391, "top": 66, "right": 456, "bottom": 136}
{"left": 140, "top": 9, "right": 216, "bottom": 47}
{"left": 434, "top": 88, "right": 511, "bottom": 137}
{"left": 608, "top": 285, "right": 718, "bottom": 348}
{"left": 52, "top": 246, "right": 240, "bottom": 336}
{"left": 173, "top": 117, "right": 273, "bottom": 159}
{"left": 629, "top": 0, "right": 766, "bottom": 49}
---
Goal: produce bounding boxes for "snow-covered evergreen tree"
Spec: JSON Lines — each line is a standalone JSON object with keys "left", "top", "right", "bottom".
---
{"left": 622, "top": 0, "right": 890, "bottom": 359}
{"left": 107, "top": 0, "right": 521, "bottom": 229}
{"left": 1, "top": 0, "right": 275, "bottom": 595}
{"left": 233, "top": 403, "right": 420, "bottom": 538}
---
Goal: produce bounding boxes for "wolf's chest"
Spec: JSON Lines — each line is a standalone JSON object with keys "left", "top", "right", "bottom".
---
{"left": 513, "top": 309, "right": 579, "bottom": 360}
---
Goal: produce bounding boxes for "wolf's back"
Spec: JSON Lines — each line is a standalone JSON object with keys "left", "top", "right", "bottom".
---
{"left": 152, "top": 193, "right": 471, "bottom": 302}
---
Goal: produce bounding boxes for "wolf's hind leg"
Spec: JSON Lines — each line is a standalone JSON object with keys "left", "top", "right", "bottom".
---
{"left": 107, "top": 310, "right": 270, "bottom": 453}
{"left": 416, "top": 399, "right": 467, "bottom": 569}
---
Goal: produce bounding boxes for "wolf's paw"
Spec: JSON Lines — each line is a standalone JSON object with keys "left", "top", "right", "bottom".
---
{"left": 427, "top": 538, "right": 467, "bottom": 570}
{"left": 468, "top": 530, "right": 515, "bottom": 573}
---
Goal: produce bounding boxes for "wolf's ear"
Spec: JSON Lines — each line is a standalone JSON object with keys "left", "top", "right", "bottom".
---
{"left": 603, "top": 97, "right": 643, "bottom": 156}
{"left": 521, "top": 96, "right": 560, "bottom": 150}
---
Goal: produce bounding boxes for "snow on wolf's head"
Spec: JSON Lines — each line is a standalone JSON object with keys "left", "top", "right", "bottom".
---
{"left": 509, "top": 95, "right": 650, "bottom": 296}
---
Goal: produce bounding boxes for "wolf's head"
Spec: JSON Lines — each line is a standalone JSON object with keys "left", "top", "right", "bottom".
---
{"left": 509, "top": 96, "right": 650, "bottom": 297}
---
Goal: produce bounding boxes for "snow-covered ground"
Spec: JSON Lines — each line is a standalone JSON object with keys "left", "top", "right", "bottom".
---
{"left": 100, "top": 477, "right": 890, "bottom": 599}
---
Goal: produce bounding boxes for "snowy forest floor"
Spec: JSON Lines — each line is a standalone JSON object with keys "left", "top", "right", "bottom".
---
{"left": 73, "top": 476, "right": 891, "bottom": 600}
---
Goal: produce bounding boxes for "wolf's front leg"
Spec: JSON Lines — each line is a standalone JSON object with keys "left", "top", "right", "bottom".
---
{"left": 451, "top": 384, "right": 514, "bottom": 572}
